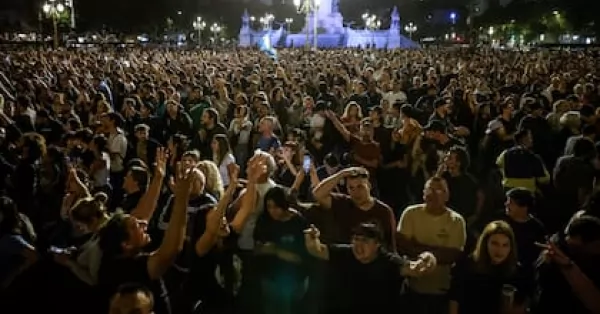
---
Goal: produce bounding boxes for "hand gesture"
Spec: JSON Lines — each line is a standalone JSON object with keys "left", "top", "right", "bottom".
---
{"left": 174, "top": 162, "right": 194, "bottom": 197}
{"left": 228, "top": 163, "right": 240, "bottom": 187}
{"left": 154, "top": 147, "right": 168, "bottom": 179}
{"left": 247, "top": 155, "right": 268, "bottom": 183}
{"left": 303, "top": 225, "right": 321, "bottom": 243}
{"left": 415, "top": 251, "right": 437, "bottom": 272}
{"left": 536, "top": 241, "right": 572, "bottom": 266}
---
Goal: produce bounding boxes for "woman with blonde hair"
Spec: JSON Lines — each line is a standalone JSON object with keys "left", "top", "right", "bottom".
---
{"left": 340, "top": 101, "right": 363, "bottom": 134}
{"left": 197, "top": 160, "right": 225, "bottom": 200}
{"left": 449, "top": 221, "right": 530, "bottom": 314}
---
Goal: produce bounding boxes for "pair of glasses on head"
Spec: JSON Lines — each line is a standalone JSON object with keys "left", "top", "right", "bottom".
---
{"left": 348, "top": 170, "right": 369, "bottom": 179}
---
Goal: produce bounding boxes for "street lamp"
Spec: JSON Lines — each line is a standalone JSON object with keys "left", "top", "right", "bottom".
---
{"left": 65, "top": 0, "right": 75, "bottom": 29}
{"left": 404, "top": 22, "right": 417, "bottom": 40}
{"left": 210, "top": 23, "right": 222, "bottom": 43}
{"left": 294, "top": 0, "right": 320, "bottom": 50}
{"left": 450, "top": 12, "right": 457, "bottom": 24}
{"left": 362, "top": 13, "right": 380, "bottom": 30}
{"left": 42, "top": 0, "right": 65, "bottom": 49}
{"left": 259, "top": 13, "right": 275, "bottom": 30}
{"left": 362, "top": 13, "right": 380, "bottom": 48}
{"left": 285, "top": 18, "right": 294, "bottom": 32}
{"left": 193, "top": 16, "right": 206, "bottom": 45}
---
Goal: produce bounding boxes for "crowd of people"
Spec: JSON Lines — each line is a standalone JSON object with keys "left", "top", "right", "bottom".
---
{"left": 0, "top": 46, "right": 599, "bottom": 314}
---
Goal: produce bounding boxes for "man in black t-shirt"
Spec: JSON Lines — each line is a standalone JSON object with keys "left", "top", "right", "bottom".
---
{"left": 304, "top": 223, "right": 437, "bottom": 314}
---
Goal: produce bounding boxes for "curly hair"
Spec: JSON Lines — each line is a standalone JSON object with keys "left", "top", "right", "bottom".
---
{"left": 196, "top": 160, "right": 224, "bottom": 200}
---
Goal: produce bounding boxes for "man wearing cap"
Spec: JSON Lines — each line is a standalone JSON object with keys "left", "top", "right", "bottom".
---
{"left": 304, "top": 222, "right": 436, "bottom": 314}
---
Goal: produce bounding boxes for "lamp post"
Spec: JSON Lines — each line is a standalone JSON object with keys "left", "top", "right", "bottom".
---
{"left": 362, "top": 13, "right": 380, "bottom": 48}
{"left": 404, "top": 22, "right": 417, "bottom": 40}
{"left": 293, "top": 0, "right": 320, "bottom": 50}
{"left": 42, "top": 0, "right": 65, "bottom": 49}
{"left": 450, "top": 12, "right": 457, "bottom": 25}
{"left": 193, "top": 16, "right": 206, "bottom": 46}
{"left": 259, "top": 13, "right": 275, "bottom": 30}
{"left": 285, "top": 18, "right": 294, "bottom": 32}
{"left": 210, "top": 23, "right": 222, "bottom": 45}
{"left": 64, "top": 0, "right": 75, "bottom": 29}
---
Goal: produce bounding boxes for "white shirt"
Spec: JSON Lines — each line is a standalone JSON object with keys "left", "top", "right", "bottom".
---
{"left": 216, "top": 153, "right": 236, "bottom": 187}
{"left": 93, "top": 152, "right": 111, "bottom": 187}
{"left": 384, "top": 90, "right": 408, "bottom": 105}
{"left": 310, "top": 114, "right": 326, "bottom": 140}
{"left": 397, "top": 204, "right": 466, "bottom": 295}
{"left": 107, "top": 129, "right": 127, "bottom": 172}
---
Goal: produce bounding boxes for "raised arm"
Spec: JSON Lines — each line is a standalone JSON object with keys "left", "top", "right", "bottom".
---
{"left": 147, "top": 163, "right": 191, "bottom": 280}
{"left": 195, "top": 165, "right": 241, "bottom": 257}
{"left": 325, "top": 110, "right": 351, "bottom": 142}
{"left": 312, "top": 167, "right": 358, "bottom": 209}
{"left": 230, "top": 157, "right": 266, "bottom": 233}
{"left": 131, "top": 147, "right": 167, "bottom": 221}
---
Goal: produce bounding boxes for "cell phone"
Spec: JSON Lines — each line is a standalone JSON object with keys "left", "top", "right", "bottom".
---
{"left": 303, "top": 155, "right": 311, "bottom": 173}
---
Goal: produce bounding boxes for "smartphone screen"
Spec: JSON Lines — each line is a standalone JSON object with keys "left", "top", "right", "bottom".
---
{"left": 303, "top": 155, "right": 311, "bottom": 173}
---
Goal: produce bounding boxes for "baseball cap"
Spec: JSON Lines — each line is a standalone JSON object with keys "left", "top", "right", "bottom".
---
{"left": 352, "top": 223, "right": 383, "bottom": 242}
{"left": 506, "top": 187, "right": 534, "bottom": 209}
{"left": 485, "top": 119, "right": 504, "bottom": 135}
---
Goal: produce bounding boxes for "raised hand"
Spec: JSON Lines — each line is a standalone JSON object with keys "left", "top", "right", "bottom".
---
{"left": 174, "top": 162, "right": 194, "bottom": 197}
{"left": 206, "top": 208, "right": 224, "bottom": 235}
{"left": 154, "top": 147, "right": 168, "bottom": 179}
{"left": 227, "top": 163, "right": 240, "bottom": 187}
{"left": 536, "top": 241, "right": 572, "bottom": 266}
{"left": 303, "top": 225, "right": 321, "bottom": 242}
{"left": 247, "top": 155, "right": 268, "bottom": 183}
